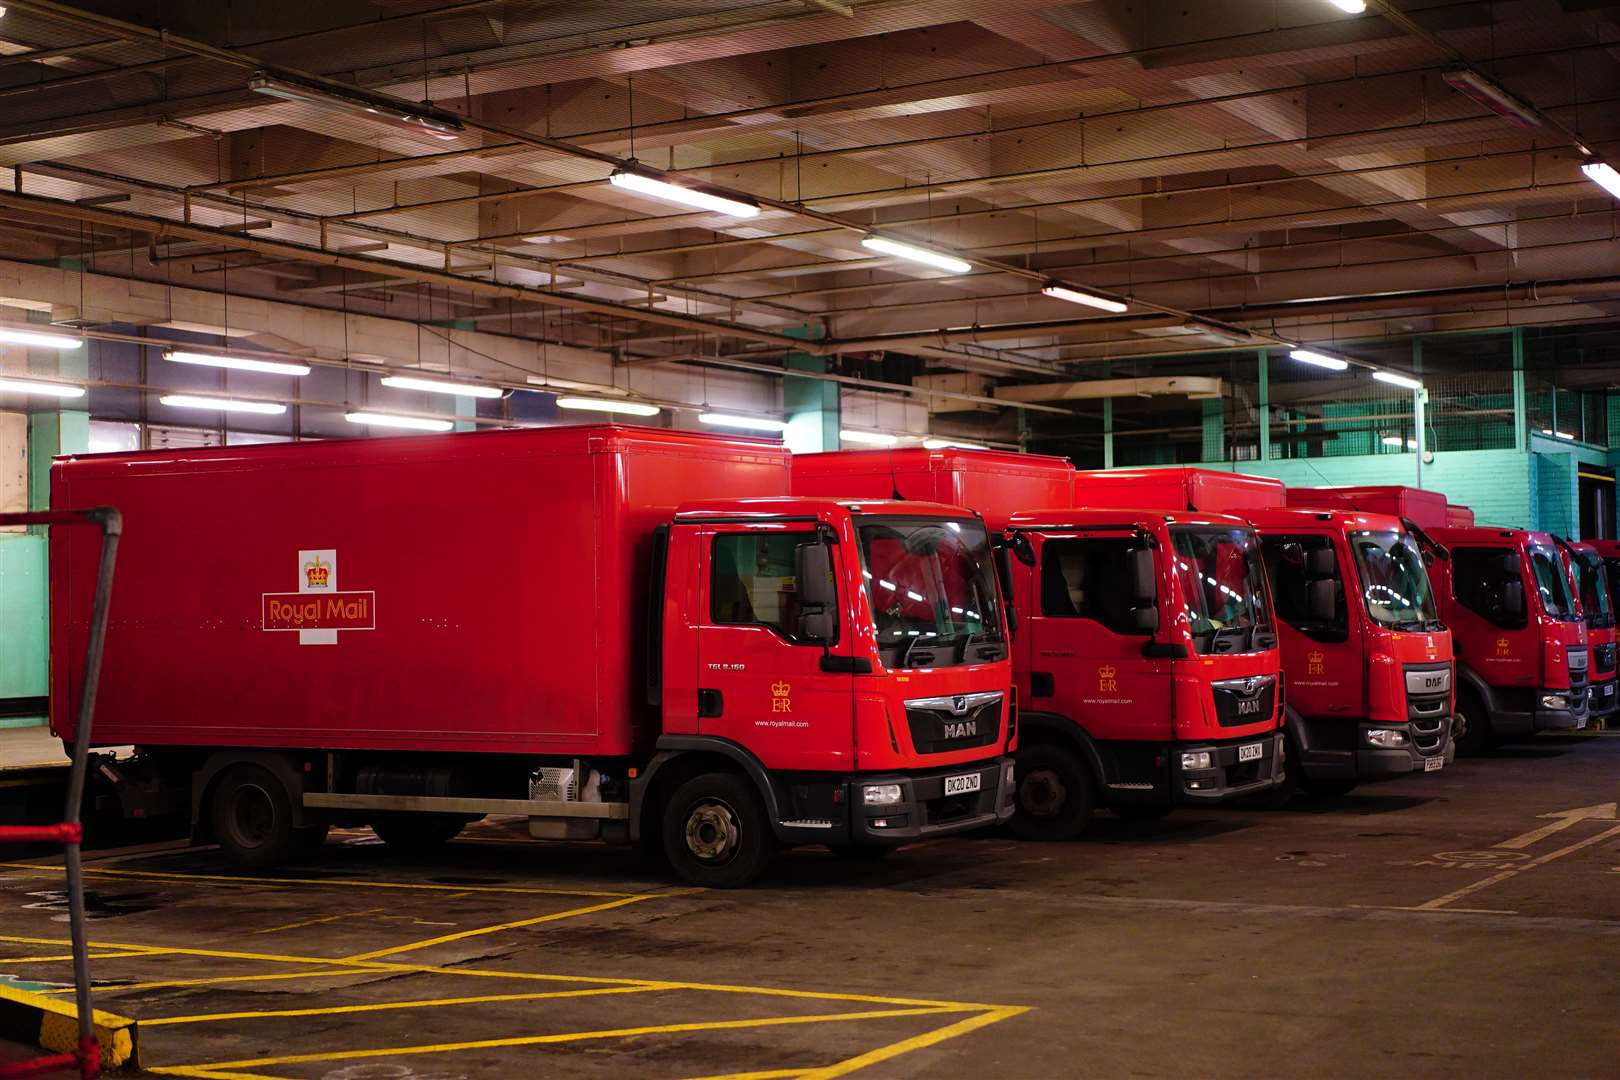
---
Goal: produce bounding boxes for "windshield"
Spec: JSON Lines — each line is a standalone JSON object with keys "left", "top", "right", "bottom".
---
{"left": 1528, "top": 546, "right": 1575, "bottom": 619}
{"left": 858, "top": 517, "right": 1004, "bottom": 667}
{"left": 1574, "top": 551, "right": 1613, "bottom": 628}
{"left": 1350, "top": 530, "right": 1442, "bottom": 630}
{"left": 1170, "top": 526, "right": 1272, "bottom": 654}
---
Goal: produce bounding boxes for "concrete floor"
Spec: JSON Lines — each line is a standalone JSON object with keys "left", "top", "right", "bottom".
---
{"left": 0, "top": 734, "right": 1614, "bottom": 1079}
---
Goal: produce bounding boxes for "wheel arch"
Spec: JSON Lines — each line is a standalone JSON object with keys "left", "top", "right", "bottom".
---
{"left": 1014, "top": 712, "right": 1107, "bottom": 786}
{"left": 192, "top": 750, "right": 311, "bottom": 835}
{"left": 631, "top": 735, "right": 784, "bottom": 843}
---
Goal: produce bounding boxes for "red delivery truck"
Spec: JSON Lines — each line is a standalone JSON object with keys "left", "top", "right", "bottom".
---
{"left": 1447, "top": 504, "right": 1475, "bottom": 527}
{"left": 794, "top": 451, "right": 1286, "bottom": 836}
{"left": 1291, "top": 486, "right": 1588, "bottom": 753}
{"left": 1554, "top": 538, "right": 1617, "bottom": 723}
{"left": 50, "top": 425, "right": 1016, "bottom": 887}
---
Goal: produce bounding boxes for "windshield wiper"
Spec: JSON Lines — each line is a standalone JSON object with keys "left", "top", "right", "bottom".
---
{"left": 953, "top": 630, "right": 1003, "bottom": 663}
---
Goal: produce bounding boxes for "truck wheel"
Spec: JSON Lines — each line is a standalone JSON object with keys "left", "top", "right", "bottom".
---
{"left": 662, "top": 772, "right": 774, "bottom": 888}
{"left": 371, "top": 813, "right": 467, "bottom": 850}
{"left": 1452, "top": 690, "right": 1497, "bottom": 756}
{"left": 210, "top": 764, "right": 297, "bottom": 870}
{"left": 1007, "top": 743, "right": 1095, "bottom": 841}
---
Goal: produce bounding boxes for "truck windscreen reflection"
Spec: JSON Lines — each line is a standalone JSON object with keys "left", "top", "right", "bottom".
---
{"left": 858, "top": 517, "right": 1004, "bottom": 667}
{"left": 1170, "top": 526, "right": 1272, "bottom": 655}
{"left": 1351, "top": 530, "right": 1443, "bottom": 631}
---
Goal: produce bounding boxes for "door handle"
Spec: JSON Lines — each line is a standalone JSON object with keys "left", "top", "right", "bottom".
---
{"left": 1030, "top": 671, "right": 1055, "bottom": 698}
{"left": 697, "top": 688, "right": 724, "bottom": 718}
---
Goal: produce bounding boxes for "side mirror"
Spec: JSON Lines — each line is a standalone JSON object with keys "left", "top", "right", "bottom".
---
{"left": 1501, "top": 579, "right": 1525, "bottom": 620}
{"left": 794, "top": 541, "right": 837, "bottom": 644}
{"left": 1306, "top": 578, "right": 1338, "bottom": 624}
{"left": 1128, "top": 547, "right": 1157, "bottom": 605}
{"left": 1501, "top": 552, "right": 1521, "bottom": 577}
{"left": 1010, "top": 531, "right": 1036, "bottom": 567}
{"left": 993, "top": 546, "right": 1019, "bottom": 638}
{"left": 1306, "top": 547, "right": 1336, "bottom": 579}
{"left": 1130, "top": 605, "right": 1160, "bottom": 634}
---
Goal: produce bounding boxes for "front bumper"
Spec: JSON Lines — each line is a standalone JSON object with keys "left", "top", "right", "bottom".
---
{"left": 844, "top": 757, "right": 1015, "bottom": 845}
{"left": 1172, "top": 731, "right": 1286, "bottom": 802}
{"left": 1354, "top": 721, "right": 1454, "bottom": 778}
{"left": 1586, "top": 678, "right": 1617, "bottom": 722}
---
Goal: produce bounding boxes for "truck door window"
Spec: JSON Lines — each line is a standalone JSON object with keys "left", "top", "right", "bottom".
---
{"left": 711, "top": 531, "right": 825, "bottom": 644}
{"left": 1451, "top": 547, "right": 1527, "bottom": 628}
{"left": 1260, "top": 533, "right": 1348, "bottom": 641}
{"left": 1573, "top": 552, "right": 1614, "bottom": 629}
{"left": 1040, "top": 537, "right": 1153, "bottom": 634}
{"left": 1528, "top": 546, "right": 1575, "bottom": 620}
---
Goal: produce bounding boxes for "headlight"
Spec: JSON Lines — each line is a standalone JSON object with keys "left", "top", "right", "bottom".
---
{"left": 863, "top": 783, "right": 903, "bottom": 806}
{"left": 1540, "top": 693, "right": 1568, "bottom": 710}
{"left": 1365, "top": 728, "right": 1409, "bottom": 748}
{"left": 1180, "top": 751, "right": 1213, "bottom": 770}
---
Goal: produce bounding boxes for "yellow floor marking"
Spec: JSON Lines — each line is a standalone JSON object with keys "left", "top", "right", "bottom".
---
{"left": 168, "top": 1006, "right": 970, "bottom": 1072}
{"left": 797, "top": 1005, "right": 1030, "bottom": 1079}
{"left": 0, "top": 950, "right": 163, "bottom": 962}
{"left": 0, "top": 862, "right": 639, "bottom": 898}
{"left": 148, "top": 1066, "right": 287, "bottom": 1080}
{"left": 252, "top": 909, "right": 385, "bottom": 935}
{"left": 682, "top": 1070, "right": 809, "bottom": 1080}
{"left": 342, "top": 893, "right": 658, "bottom": 961}
{"left": 1417, "top": 822, "right": 1620, "bottom": 910}
{"left": 145, "top": 984, "right": 670, "bottom": 1026}
{"left": 50, "top": 966, "right": 380, "bottom": 995}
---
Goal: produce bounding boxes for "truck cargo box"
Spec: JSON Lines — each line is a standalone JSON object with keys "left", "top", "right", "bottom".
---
{"left": 1287, "top": 485, "right": 1448, "bottom": 531}
{"left": 1073, "top": 467, "right": 1284, "bottom": 514}
{"left": 791, "top": 447, "right": 1073, "bottom": 529}
{"left": 50, "top": 425, "right": 789, "bottom": 758}
{"left": 1447, "top": 504, "right": 1475, "bottom": 527}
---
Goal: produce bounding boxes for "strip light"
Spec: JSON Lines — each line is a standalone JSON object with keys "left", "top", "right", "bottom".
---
{"left": 0, "top": 327, "right": 83, "bottom": 349}
{"left": 1289, "top": 348, "right": 1350, "bottom": 371}
{"left": 164, "top": 349, "right": 310, "bottom": 376}
{"left": 840, "top": 429, "right": 899, "bottom": 446}
{"left": 1582, "top": 159, "right": 1620, "bottom": 200}
{"left": 380, "top": 374, "right": 502, "bottom": 399}
{"left": 1326, "top": 0, "right": 1366, "bottom": 11}
{"left": 609, "top": 169, "right": 761, "bottom": 219}
{"left": 160, "top": 393, "right": 286, "bottom": 415}
{"left": 923, "top": 438, "right": 988, "bottom": 450}
{"left": 1540, "top": 429, "right": 1577, "bottom": 441}
{"left": 698, "top": 412, "right": 787, "bottom": 433}
{"left": 860, "top": 234, "right": 972, "bottom": 274}
{"left": 249, "top": 72, "right": 464, "bottom": 141}
{"left": 345, "top": 411, "right": 454, "bottom": 432}
{"left": 1442, "top": 69, "right": 1544, "bottom": 131}
{"left": 1382, "top": 436, "right": 1419, "bottom": 449}
{"left": 1373, "top": 370, "right": 1423, "bottom": 391}
{"left": 555, "top": 395, "right": 661, "bottom": 417}
{"left": 1042, "top": 283, "right": 1128, "bottom": 313}
{"left": 0, "top": 376, "right": 86, "bottom": 398}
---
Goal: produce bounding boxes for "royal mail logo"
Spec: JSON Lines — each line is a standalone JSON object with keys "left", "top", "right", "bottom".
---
{"left": 262, "top": 548, "right": 375, "bottom": 645}
{"left": 1097, "top": 664, "right": 1117, "bottom": 693}
{"left": 1495, "top": 637, "right": 1511, "bottom": 657}
{"left": 1307, "top": 650, "right": 1325, "bottom": 676}
{"left": 770, "top": 680, "right": 793, "bottom": 714}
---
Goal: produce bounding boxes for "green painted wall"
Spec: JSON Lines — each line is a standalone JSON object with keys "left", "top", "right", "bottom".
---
{"left": 0, "top": 533, "right": 46, "bottom": 703}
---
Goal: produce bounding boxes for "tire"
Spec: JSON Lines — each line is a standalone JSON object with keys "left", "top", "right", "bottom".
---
{"left": 210, "top": 764, "right": 297, "bottom": 870}
{"left": 1111, "top": 803, "right": 1172, "bottom": 822}
{"left": 1452, "top": 689, "right": 1497, "bottom": 756}
{"left": 371, "top": 813, "right": 468, "bottom": 851}
{"left": 662, "top": 772, "right": 775, "bottom": 888}
{"left": 1007, "top": 742, "right": 1096, "bottom": 841}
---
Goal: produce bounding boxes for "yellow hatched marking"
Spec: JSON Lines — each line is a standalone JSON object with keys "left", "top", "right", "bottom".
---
{"left": 144, "top": 984, "right": 670, "bottom": 1026}
{"left": 147, "top": 1067, "right": 287, "bottom": 1080}
{"left": 168, "top": 1006, "right": 971, "bottom": 1071}
{"left": 682, "top": 1071, "right": 810, "bottom": 1080}
{"left": 54, "top": 966, "right": 378, "bottom": 995}
{"left": 342, "top": 893, "right": 657, "bottom": 961}
{"left": 252, "top": 910, "right": 382, "bottom": 935}
{"left": 798, "top": 1005, "right": 1031, "bottom": 1079}
{"left": 0, "top": 949, "right": 163, "bottom": 963}
{"left": 0, "top": 862, "right": 639, "bottom": 898}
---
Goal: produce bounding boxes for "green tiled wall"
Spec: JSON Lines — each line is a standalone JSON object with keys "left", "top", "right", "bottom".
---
{"left": 0, "top": 533, "right": 47, "bottom": 700}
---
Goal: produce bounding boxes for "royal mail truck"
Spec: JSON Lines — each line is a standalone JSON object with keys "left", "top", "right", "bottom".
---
{"left": 794, "top": 450, "right": 1286, "bottom": 836}
{"left": 1554, "top": 538, "right": 1617, "bottom": 724}
{"left": 1289, "top": 486, "right": 1587, "bottom": 752}
{"left": 49, "top": 425, "right": 1016, "bottom": 886}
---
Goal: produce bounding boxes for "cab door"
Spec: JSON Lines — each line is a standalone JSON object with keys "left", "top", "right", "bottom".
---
{"left": 1259, "top": 531, "right": 1360, "bottom": 720}
{"left": 1448, "top": 545, "right": 1537, "bottom": 688}
{"left": 696, "top": 523, "right": 854, "bottom": 772}
{"left": 1025, "top": 529, "right": 1173, "bottom": 742}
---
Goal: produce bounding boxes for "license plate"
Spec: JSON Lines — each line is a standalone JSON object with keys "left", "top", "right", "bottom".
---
{"left": 943, "top": 773, "right": 981, "bottom": 796}
{"left": 1423, "top": 756, "right": 1444, "bottom": 772}
{"left": 1237, "top": 742, "right": 1263, "bottom": 763}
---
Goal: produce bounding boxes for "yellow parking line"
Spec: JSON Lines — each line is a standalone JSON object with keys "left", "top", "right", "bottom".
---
{"left": 0, "top": 950, "right": 163, "bottom": 963}
{"left": 0, "top": 862, "right": 638, "bottom": 899}
{"left": 797, "top": 1005, "right": 1031, "bottom": 1079}
{"left": 144, "top": 984, "right": 671, "bottom": 1026}
{"left": 148, "top": 1067, "right": 286, "bottom": 1080}
{"left": 342, "top": 894, "right": 658, "bottom": 961}
{"left": 682, "top": 1071, "right": 809, "bottom": 1080}
{"left": 165, "top": 1006, "right": 971, "bottom": 1072}
{"left": 58, "top": 967, "right": 379, "bottom": 995}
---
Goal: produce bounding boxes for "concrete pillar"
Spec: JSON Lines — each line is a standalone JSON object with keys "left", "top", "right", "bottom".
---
{"left": 783, "top": 327, "right": 837, "bottom": 454}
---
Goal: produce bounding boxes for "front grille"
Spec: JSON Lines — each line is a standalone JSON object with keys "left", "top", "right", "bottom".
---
{"left": 1403, "top": 663, "right": 1451, "bottom": 755}
{"left": 1568, "top": 647, "right": 1589, "bottom": 688}
{"left": 1210, "top": 675, "right": 1276, "bottom": 728}
{"left": 904, "top": 692, "right": 1002, "bottom": 754}
{"left": 1596, "top": 643, "right": 1616, "bottom": 674}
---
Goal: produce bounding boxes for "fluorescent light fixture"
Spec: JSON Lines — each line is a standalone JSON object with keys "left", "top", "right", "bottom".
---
{"left": 1290, "top": 348, "right": 1350, "bottom": 371}
{"left": 248, "top": 71, "right": 464, "bottom": 141}
{"left": 160, "top": 393, "right": 286, "bottom": 415}
{"left": 698, "top": 412, "right": 787, "bottom": 433}
{"left": 923, "top": 437, "right": 988, "bottom": 450}
{"left": 608, "top": 168, "right": 760, "bottom": 219}
{"left": 164, "top": 349, "right": 310, "bottom": 376}
{"left": 1326, "top": 0, "right": 1366, "bottom": 10}
{"left": 554, "top": 395, "right": 661, "bottom": 417}
{"left": 1442, "top": 69, "right": 1544, "bottom": 131}
{"left": 1373, "top": 370, "right": 1422, "bottom": 390}
{"left": 1382, "top": 436, "right": 1419, "bottom": 450}
{"left": 1581, "top": 159, "right": 1620, "bottom": 200}
{"left": 1540, "top": 429, "right": 1577, "bottom": 441}
{"left": 860, "top": 234, "right": 972, "bottom": 274}
{"left": 0, "top": 327, "right": 83, "bottom": 349}
{"left": 345, "top": 411, "right": 454, "bottom": 431}
{"left": 380, "top": 374, "right": 502, "bottom": 399}
{"left": 840, "top": 429, "right": 899, "bottom": 446}
{"left": 1042, "top": 282, "right": 1128, "bottom": 313}
{"left": 0, "top": 376, "right": 85, "bottom": 398}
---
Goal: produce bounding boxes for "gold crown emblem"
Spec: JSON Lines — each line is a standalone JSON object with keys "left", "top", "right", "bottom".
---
{"left": 1496, "top": 637, "right": 1510, "bottom": 649}
{"left": 770, "top": 680, "right": 791, "bottom": 697}
{"left": 1307, "top": 650, "right": 1324, "bottom": 664}
{"left": 304, "top": 556, "right": 330, "bottom": 588}
{"left": 1097, "top": 665, "right": 1116, "bottom": 680}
